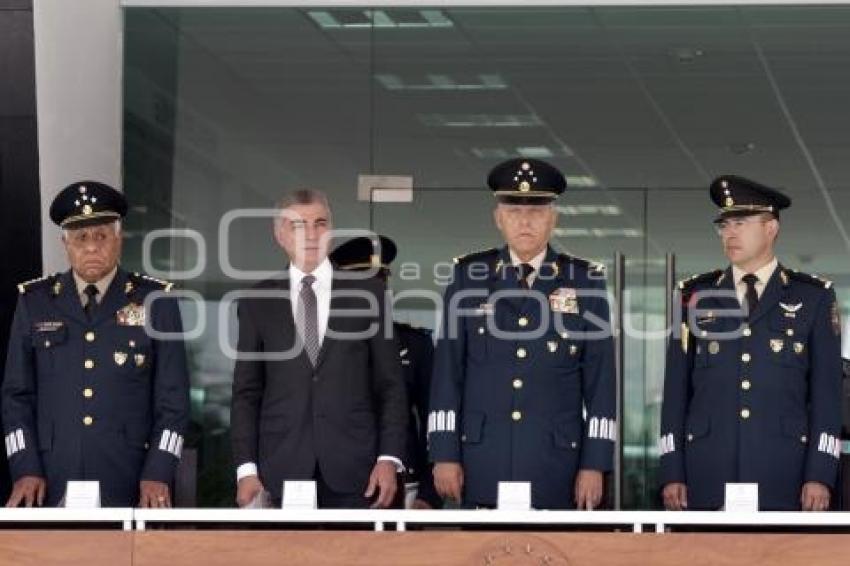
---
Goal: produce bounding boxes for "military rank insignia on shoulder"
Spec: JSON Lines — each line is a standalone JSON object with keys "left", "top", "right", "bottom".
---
{"left": 677, "top": 269, "right": 724, "bottom": 292}
{"left": 129, "top": 272, "right": 174, "bottom": 292}
{"left": 453, "top": 247, "right": 499, "bottom": 265}
{"left": 674, "top": 270, "right": 722, "bottom": 355}
{"left": 556, "top": 253, "right": 606, "bottom": 278}
{"left": 17, "top": 273, "right": 61, "bottom": 295}
{"left": 785, "top": 269, "right": 833, "bottom": 290}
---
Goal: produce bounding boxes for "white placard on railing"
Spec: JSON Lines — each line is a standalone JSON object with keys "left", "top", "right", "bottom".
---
{"left": 497, "top": 482, "right": 531, "bottom": 511}
{"left": 64, "top": 481, "right": 101, "bottom": 509}
{"left": 282, "top": 481, "right": 317, "bottom": 510}
{"left": 725, "top": 483, "right": 759, "bottom": 514}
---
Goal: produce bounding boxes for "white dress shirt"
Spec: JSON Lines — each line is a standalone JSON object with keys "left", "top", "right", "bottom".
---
{"left": 236, "top": 258, "right": 402, "bottom": 482}
{"left": 289, "top": 258, "right": 333, "bottom": 345}
{"left": 731, "top": 257, "right": 778, "bottom": 306}
{"left": 509, "top": 248, "right": 547, "bottom": 287}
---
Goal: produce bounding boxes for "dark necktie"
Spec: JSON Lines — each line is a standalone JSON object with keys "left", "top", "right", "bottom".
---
{"left": 742, "top": 273, "right": 759, "bottom": 317}
{"left": 297, "top": 275, "right": 319, "bottom": 366}
{"left": 518, "top": 263, "right": 535, "bottom": 290}
{"left": 83, "top": 284, "right": 99, "bottom": 319}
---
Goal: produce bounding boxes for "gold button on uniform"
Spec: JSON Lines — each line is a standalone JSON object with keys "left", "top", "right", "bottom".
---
{"left": 740, "top": 408, "right": 751, "bottom": 419}
{"left": 85, "top": 331, "right": 95, "bottom": 342}
{"left": 512, "top": 379, "right": 523, "bottom": 389}
{"left": 83, "top": 416, "right": 93, "bottom": 426}
{"left": 516, "top": 347, "right": 527, "bottom": 359}
{"left": 511, "top": 410, "right": 522, "bottom": 421}
{"left": 84, "top": 359, "right": 94, "bottom": 369}
{"left": 83, "top": 388, "right": 93, "bottom": 398}
{"left": 44, "top": 340, "right": 51, "bottom": 348}
{"left": 518, "top": 317, "right": 529, "bottom": 327}
{"left": 478, "top": 327, "right": 485, "bottom": 335}
{"left": 741, "top": 353, "right": 751, "bottom": 363}
{"left": 786, "top": 329, "right": 794, "bottom": 337}
{"left": 742, "top": 327, "right": 751, "bottom": 337}
{"left": 741, "top": 380, "right": 751, "bottom": 391}
{"left": 687, "top": 433, "right": 694, "bottom": 442}
{"left": 801, "top": 435, "right": 808, "bottom": 444}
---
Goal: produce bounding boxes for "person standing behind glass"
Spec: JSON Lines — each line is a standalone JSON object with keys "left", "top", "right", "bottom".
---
{"left": 660, "top": 175, "right": 843, "bottom": 511}
{"left": 330, "top": 234, "right": 442, "bottom": 509}
{"left": 428, "top": 159, "right": 616, "bottom": 510}
{"left": 3, "top": 181, "right": 190, "bottom": 507}
{"left": 231, "top": 190, "right": 407, "bottom": 509}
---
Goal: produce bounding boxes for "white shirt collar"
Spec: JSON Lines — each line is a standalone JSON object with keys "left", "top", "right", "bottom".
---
{"left": 508, "top": 248, "right": 547, "bottom": 273}
{"left": 73, "top": 266, "right": 118, "bottom": 302}
{"left": 732, "top": 256, "right": 778, "bottom": 288}
{"left": 289, "top": 257, "right": 333, "bottom": 289}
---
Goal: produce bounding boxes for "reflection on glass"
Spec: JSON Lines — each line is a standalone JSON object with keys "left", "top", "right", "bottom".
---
{"left": 124, "top": 5, "right": 850, "bottom": 508}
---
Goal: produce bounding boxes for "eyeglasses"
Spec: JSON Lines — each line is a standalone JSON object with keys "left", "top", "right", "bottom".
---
{"left": 714, "top": 216, "right": 767, "bottom": 235}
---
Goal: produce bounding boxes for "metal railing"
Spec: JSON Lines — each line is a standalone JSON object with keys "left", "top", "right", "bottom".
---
{"left": 3, "top": 508, "right": 850, "bottom": 534}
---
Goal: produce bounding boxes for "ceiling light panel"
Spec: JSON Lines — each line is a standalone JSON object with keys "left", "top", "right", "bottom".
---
{"left": 374, "top": 73, "right": 507, "bottom": 91}
{"left": 308, "top": 9, "right": 454, "bottom": 30}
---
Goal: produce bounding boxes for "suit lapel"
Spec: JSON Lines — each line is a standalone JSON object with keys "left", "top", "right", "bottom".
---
{"left": 91, "top": 269, "right": 129, "bottom": 327}
{"left": 314, "top": 273, "right": 346, "bottom": 370}
{"left": 276, "top": 274, "right": 314, "bottom": 371}
{"left": 52, "top": 270, "right": 87, "bottom": 325}
{"left": 531, "top": 246, "right": 561, "bottom": 299}
{"left": 490, "top": 246, "right": 522, "bottom": 316}
{"left": 700, "top": 267, "right": 743, "bottom": 329}
{"left": 748, "top": 265, "right": 783, "bottom": 325}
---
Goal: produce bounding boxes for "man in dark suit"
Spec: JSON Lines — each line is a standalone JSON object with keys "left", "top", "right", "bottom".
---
{"left": 231, "top": 190, "right": 407, "bottom": 509}
{"left": 330, "top": 235, "right": 442, "bottom": 509}
{"left": 660, "top": 175, "right": 843, "bottom": 511}
{"left": 2, "top": 181, "right": 190, "bottom": 507}
{"left": 428, "top": 159, "right": 616, "bottom": 510}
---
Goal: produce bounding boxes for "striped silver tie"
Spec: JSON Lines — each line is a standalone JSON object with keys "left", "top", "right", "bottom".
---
{"left": 297, "top": 274, "right": 319, "bottom": 366}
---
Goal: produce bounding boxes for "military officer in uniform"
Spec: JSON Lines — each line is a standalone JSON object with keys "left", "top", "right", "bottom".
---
{"left": 2, "top": 181, "right": 190, "bottom": 507}
{"left": 428, "top": 158, "right": 616, "bottom": 510}
{"left": 330, "top": 234, "right": 441, "bottom": 509}
{"left": 659, "top": 175, "right": 843, "bottom": 511}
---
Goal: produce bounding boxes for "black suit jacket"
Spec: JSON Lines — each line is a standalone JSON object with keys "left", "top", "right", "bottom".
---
{"left": 230, "top": 270, "right": 407, "bottom": 499}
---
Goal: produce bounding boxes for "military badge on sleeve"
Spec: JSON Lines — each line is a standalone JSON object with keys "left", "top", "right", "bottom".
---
{"left": 116, "top": 303, "right": 145, "bottom": 326}
{"left": 549, "top": 288, "right": 578, "bottom": 314}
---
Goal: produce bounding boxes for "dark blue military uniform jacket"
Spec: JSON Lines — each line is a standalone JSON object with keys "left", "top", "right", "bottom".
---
{"left": 394, "top": 322, "right": 440, "bottom": 508}
{"left": 659, "top": 265, "right": 843, "bottom": 510}
{"left": 428, "top": 246, "right": 616, "bottom": 509}
{"left": 2, "top": 268, "right": 190, "bottom": 506}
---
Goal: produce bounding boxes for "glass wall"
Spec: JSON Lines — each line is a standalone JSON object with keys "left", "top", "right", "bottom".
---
{"left": 123, "top": 5, "right": 850, "bottom": 507}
